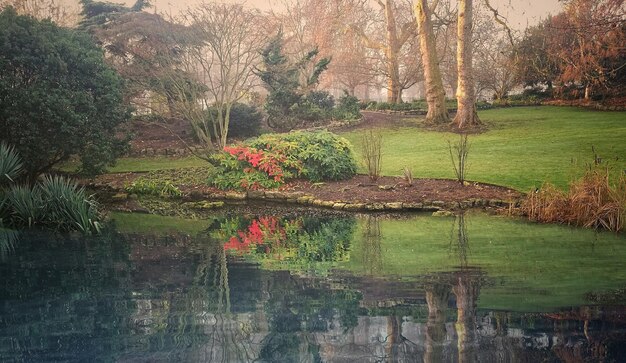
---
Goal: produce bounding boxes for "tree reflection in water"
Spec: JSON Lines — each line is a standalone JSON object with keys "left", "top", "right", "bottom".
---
{"left": 362, "top": 215, "right": 383, "bottom": 275}
{"left": 451, "top": 213, "right": 481, "bottom": 363}
{"left": 2, "top": 212, "right": 626, "bottom": 362}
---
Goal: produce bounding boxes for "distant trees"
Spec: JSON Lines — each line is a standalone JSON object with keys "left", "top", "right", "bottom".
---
{"left": 0, "top": 8, "right": 130, "bottom": 179}
{"left": 79, "top": 0, "right": 189, "bottom": 115}
{"left": 0, "top": 0, "right": 80, "bottom": 26}
{"left": 515, "top": 0, "right": 626, "bottom": 100}
{"left": 351, "top": 0, "right": 418, "bottom": 103}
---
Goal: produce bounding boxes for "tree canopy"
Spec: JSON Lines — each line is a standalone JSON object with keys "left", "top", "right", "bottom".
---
{"left": 0, "top": 8, "right": 130, "bottom": 178}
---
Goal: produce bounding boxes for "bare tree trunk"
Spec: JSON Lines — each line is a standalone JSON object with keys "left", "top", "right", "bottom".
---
{"left": 452, "top": 0, "right": 482, "bottom": 129}
{"left": 453, "top": 273, "right": 480, "bottom": 363}
{"left": 384, "top": 0, "right": 402, "bottom": 103}
{"left": 415, "top": 0, "right": 449, "bottom": 124}
{"left": 425, "top": 283, "right": 450, "bottom": 363}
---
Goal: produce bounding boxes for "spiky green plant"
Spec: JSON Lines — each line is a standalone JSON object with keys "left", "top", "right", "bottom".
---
{"left": 0, "top": 142, "right": 23, "bottom": 185}
{"left": 6, "top": 184, "right": 43, "bottom": 227}
{"left": 39, "top": 175, "right": 101, "bottom": 233}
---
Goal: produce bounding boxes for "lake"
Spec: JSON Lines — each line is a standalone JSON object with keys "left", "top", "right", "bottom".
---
{"left": 1, "top": 207, "right": 625, "bottom": 362}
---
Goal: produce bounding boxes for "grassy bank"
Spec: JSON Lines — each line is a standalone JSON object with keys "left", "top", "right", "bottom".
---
{"left": 65, "top": 106, "right": 626, "bottom": 192}
{"left": 343, "top": 106, "right": 626, "bottom": 191}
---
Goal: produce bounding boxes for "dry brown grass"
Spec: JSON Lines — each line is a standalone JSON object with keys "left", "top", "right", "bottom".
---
{"left": 523, "top": 168, "right": 626, "bottom": 232}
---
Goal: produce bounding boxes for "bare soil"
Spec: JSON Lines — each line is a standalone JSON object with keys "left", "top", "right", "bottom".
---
{"left": 279, "top": 175, "right": 521, "bottom": 204}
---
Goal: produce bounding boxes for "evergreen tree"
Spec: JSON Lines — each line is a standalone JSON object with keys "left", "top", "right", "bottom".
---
{"left": 258, "top": 31, "right": 331, "bottom": 131}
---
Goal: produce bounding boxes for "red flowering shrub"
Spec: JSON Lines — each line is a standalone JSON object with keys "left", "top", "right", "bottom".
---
{"left": 208, "top": 131, "right": 356, "bottom": 190}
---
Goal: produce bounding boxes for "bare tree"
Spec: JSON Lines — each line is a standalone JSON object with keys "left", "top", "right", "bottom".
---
{"left": 452, "top": 0, "right": 482, "bottom": 129}
{"left": 414, "top": 0, "right": 450, "bottom": 123}
{"left": 171, "top": 2, "right": 265, "bottom": 153}
{"left": 351, "top": 0, "right": 417, "bottom": 103}
{"left": 475, "top": 36, "right": 518, "bottom": 100}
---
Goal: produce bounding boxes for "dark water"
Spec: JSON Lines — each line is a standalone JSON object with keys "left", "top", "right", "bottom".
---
{"left": 1, "top": 210, "right": 626, "bottom": 362}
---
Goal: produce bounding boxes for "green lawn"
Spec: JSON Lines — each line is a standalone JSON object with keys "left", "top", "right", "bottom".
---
{"left": 67, "top": 106, "right": 626, "bottom": 191}
{"left": 343, "top": 106, "right": 626, "bottom": 191}
{"left": 60, "top": 155, "right": 207, "bottom": 173}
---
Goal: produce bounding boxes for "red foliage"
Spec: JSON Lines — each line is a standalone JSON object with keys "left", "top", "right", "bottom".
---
{"left": 224, "top": 145, "right": 287, "bottom": 183}
{"left": 222, "top": 216, "right": 289, "bottom": 253}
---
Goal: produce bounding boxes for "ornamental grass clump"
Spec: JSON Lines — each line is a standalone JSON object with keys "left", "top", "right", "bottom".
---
{"left": 0, "top": 143, "right": 102, "bottom": 233}
{"left": 523, "top": 168, "right": 626, "bottom": 232}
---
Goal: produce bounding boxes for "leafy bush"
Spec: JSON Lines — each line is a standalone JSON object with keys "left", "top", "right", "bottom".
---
{"left": 208, "top": 131, "right": 357, "bottom": 190}
{"left": 125, "top": 179, "right": 182, "bottom": 197}
{"left": 248, "top": 131, "right": 357, "bottom": 182}
{"left": 207, "top": 146, "right": 291, "bottom": 191}
{"left": 0, "top": 9, "right": 130, "bottom": 178}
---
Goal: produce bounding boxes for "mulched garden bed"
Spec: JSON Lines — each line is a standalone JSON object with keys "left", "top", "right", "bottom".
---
{"left": 87, "top": 172, "right": 521, "bottom": 208}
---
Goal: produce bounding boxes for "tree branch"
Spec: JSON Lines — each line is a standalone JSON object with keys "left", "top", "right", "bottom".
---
{"left": 483, "top": 0, "right": 515, "bottom": 46}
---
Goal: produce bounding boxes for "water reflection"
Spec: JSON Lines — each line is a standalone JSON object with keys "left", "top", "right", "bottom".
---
{"left": 0, "top": 211, "right": 625, "bottom": 362}
{"left": 0, "top": 228, "right": 18, "bottom": 262}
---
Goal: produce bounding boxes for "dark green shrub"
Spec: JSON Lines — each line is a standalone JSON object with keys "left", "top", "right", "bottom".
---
{"left": 228, "top": 103, "right": 263, "bottom": 138}
{"left": 292, "top": 100, "right": 325, "bottom": 122}
{"left": 333, "top": 93, "right": 361, "bottom": 120}
{"left": 258, "top": 32, "right": 331, "bottom": 131}
{"left": 205, "top": 103, "right": 263, "bottom": 139}
{"left": 0, "top": 9, "right": 130, "bottom": 179}
{"left": 361, "top": 101, "right": 376, "bottom": 110}
{"left": 307, "top": 91, "right": 335, "bottom": 112}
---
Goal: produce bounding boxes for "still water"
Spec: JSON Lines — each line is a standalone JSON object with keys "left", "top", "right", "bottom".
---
{"left": 1, "top": 208, "right": 626, "bottom": 362}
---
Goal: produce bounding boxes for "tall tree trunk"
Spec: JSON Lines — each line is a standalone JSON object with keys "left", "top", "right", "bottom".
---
{"left": 452, "top": 0, "right": 481, "bottom": 129}
{"left": 415, "top": 0, "right": 449, "bottom": 123}
{"left": 453, "top": 273, "right": 480, "bottom": 363}
{"left": 425, "top": 283, "right": 450, "bottom": 363}
{"left": 384, "top": 0, "right": 402, "bottom": 103}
